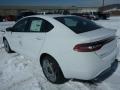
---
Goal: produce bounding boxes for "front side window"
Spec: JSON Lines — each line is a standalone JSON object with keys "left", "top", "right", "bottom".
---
{"left": 55, "top": 16, "right": 101, "bottom": 34}
{"left": 13, "top": 18, "right": 28, "bottom": 32}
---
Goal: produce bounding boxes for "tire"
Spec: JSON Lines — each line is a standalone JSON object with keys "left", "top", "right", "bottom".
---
{"left": 3, "top": 39, "right": 13, "bottom": 53}
{"left": 41, "top": 55, "right": 67, "bottom": 84}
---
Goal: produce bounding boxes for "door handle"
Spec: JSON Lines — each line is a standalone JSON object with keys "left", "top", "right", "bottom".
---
{"left": 35, "top": 38, "right": 41, "bottom": 40}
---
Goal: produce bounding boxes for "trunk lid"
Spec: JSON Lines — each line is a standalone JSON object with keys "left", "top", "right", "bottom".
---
{"left": 77, "top": 28, "right": 117, "bottom": 58}
{"left": 78, "top": 28, "right": 116, "bottom": 43}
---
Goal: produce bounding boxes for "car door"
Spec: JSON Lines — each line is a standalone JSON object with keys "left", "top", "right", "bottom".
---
{"left": 9, "top": 18, "right": 29, "bottom": 52}
{"left": 21, "top": 17, "right": 54, "bottom": 59}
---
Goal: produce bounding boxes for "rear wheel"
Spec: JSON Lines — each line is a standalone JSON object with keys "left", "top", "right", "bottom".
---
{"left": 41, "top": 55, "right": 67, "bottom": 84}
{"left": 3, "top": 39, "right": 13, "bottom": 53}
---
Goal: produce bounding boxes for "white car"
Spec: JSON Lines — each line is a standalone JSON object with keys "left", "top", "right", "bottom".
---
{"left": 3, "top": 15, "right": 119, "bottom": 84}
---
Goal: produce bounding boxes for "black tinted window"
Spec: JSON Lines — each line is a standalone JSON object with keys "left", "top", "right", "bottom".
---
{"left": 41, "top": 20, "right": 54, "bottom": 32}
{"left": 13, "top": 18, "right": 28, "bottom": 32}
{"left": 55, "top": 16, "right": 101, "bottom": 34}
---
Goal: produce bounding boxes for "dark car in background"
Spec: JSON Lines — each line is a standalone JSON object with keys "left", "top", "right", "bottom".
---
{"left": 97, "top": 12, "right": 110, "bottom": 19}
{"left": 5, "top": 15, "right": 16, "bottom": 21}
{"left": 0, "top": 16, "right": 3, "bottom": 22}
{"left": 16, "top": 11, "right": 37, "bottom": 21}
{"left": 71, "top": 12, "right": 110, "bottom": 20}
{"left": 0, "top": 15, "right": 16, "bottom": 22}
{"left": 71, "top": 13, "right": 98, "bottom": 20}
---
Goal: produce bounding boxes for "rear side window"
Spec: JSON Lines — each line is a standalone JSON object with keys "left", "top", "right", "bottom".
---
{"left": 55, "top": 16, "right": 101, "bottom": 34}
{"left": 30, "top": 19, "right": 43, "bottom": 32}
{"left": 41, "top": 20, "right": 54, "bottom": 32}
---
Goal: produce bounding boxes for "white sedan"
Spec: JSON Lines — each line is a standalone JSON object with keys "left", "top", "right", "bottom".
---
{"left": 3, "top": 15, "right": 119, "bottom": 84}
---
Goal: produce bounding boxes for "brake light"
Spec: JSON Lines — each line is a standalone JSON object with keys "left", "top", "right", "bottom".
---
{"left": 73, "top": 43, "right": 103, "bottom": 52}
{"left": 73, "top": 36, "right": 115, "bottom": 52}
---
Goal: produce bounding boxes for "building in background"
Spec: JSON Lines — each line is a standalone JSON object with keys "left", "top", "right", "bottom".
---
{"left": 0, "top": 4, "right": 119, "bottom": 21}
{"left": 0, "top": 5, "right": 99, "bottom": 16}
{"left": 99, "top": 4, "right": 120, "bottom": 16}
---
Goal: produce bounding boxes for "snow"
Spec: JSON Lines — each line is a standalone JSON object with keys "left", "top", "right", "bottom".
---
{"left": 0, "top": 21, "right": 15, "bottom": 46}
{"left": 0, "top": 17, "right": 120, "bottom": 90}
{"left": 95, "top": 16, "right": 120, "bottom": 37}
{"left": 0, "top": 21, "right": 15, "bottom": 31}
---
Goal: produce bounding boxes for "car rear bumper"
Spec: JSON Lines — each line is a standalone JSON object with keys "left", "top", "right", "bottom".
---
{"left": 59, "top": 47, "right": 119, "bottom": 80}
{"left": 93, "top": 59, "right": 118, "bottom": 81}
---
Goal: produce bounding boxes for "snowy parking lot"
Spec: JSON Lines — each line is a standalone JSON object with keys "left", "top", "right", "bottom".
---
{"left": 0, "top": 17, "right": 120, "bottom": 90}
{"left": 0, "top": 21, "right": 15, "bottom": 46}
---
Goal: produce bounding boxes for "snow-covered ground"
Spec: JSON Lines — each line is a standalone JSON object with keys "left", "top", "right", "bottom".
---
{"left": 0, "top": 21, "right": 15, "bottom": 46}
{"left": 0, "top": 17, "right": 120, "bottom": 90}
{"left": 95, "top": 16, "right": 120, "bottom": 36}
{"left": 0, "top": 21, "right": 15, "bottom": 31}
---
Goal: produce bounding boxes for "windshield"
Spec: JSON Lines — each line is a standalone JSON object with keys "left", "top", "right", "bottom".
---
{"left": 55, "top": 16, "right": 102, "bottom": 34}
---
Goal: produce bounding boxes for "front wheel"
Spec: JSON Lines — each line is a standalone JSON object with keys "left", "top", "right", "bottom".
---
{"left": 41, "top": 55, "right": 67, "bottom": 84}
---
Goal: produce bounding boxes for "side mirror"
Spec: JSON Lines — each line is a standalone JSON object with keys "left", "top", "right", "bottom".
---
{"left": 6, "top": 27, "right": 14, "bottom": 32}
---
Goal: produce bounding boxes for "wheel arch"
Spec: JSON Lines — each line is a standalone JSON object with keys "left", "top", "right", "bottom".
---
{"left": 40, "top": 53, "right": 50, "bottom": 66}
{"left": 40, "top": 53, "right": 60, "bottom": 67}
{"left": 40, "top": 53, "right": 66, "bottom": 78}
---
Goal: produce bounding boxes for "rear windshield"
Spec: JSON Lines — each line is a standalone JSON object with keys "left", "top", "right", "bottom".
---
{"left": 54, "top": 16, "right": 101, "bottom": 34}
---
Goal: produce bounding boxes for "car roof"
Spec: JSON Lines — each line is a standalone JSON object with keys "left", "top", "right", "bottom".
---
{"left": 26, "top": 14, "right": 73, "bottom": 19}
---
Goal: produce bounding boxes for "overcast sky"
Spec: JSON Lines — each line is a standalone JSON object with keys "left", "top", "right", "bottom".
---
{"left": 0, "top": 0, "right": 120, "bottom": 7}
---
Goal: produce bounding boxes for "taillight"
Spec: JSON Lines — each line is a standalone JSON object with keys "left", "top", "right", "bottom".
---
{"left": 73, "top": 36, "right": 115, "bottom": 52}
{"left": 73, "top": 43, "right": 103, "bottom": 52}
